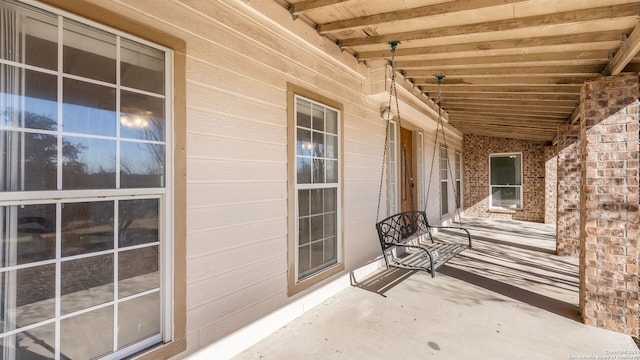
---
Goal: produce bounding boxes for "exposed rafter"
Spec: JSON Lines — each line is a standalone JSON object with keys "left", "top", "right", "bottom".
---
{"left": 604, "top": 23, "right": 640, "bottom": 75}
{"left": 339, "top": 4, "right": 639, "bottom": 48}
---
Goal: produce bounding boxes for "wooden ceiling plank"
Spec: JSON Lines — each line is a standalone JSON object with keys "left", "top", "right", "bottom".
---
{"left": 415, "top": 76, "right": 596, "bottom": 85}
{"left": 405, "top": 65, "right": 603, "bottom": 77}
{"left": 442, "top": 92, "right": 579, "bottom": 101}
{"left": 444, "top": 105, "right": 572, "bottom": 115}
{"left": 290, "top": 0, "right": 352, "bottom": 15}
{"left": 395, "top": 50, "right": 610, "bottom": 68}
{"left": 605, "top": 23, "right": 640, "bottom": 76}
{"left": 339, "top": 3, "right": 639, "bottom": 47}
{"left": 357, "top": 30, "right": 624, "bottom": 59}
{"left": 419, "top": 85, "right": 582, "bottom": 93}
{"left": 442, "top": 98, "right": 577, "bottom": 106}
{"left": 318, "top": 0, "right": 528, "bottom": 33}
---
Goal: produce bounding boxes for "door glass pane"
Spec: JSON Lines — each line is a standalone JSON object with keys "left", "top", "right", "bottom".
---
{"left": 120, "top": 91, "right": 165, "bottom": 141}
{"left": 61, "top": 201, "right": 114, "bottom": 257}
{"left": 441, "top": 182, "right": 448, "bottom": 215}
{"left": 118, "top": 292, "right": 160, "bottom": 349}
{"left": 118, "top": 199, "right": 159, "bottom": 247}
{"left": 62, "top": 136, "right": 116, "bottom": 190}
{"left": 121, "top": 38, "right": 165, "bottom": 95}
{"left": 60, "top": 306, "right": 113, "bottom": 360}
{"left": 61, "top": 254, "right": 114, "bottom": 314}
{"left": 120, "top": 142, "right": 165, "bottom": 188}
{"left": 63, "top": 19, "right": 116, "bottom": 83}
{"left": 119, "top": 246, "right": 158, "bottom": 298}
{"left": 63, "top": 78, "right": 116, "bottom": 136}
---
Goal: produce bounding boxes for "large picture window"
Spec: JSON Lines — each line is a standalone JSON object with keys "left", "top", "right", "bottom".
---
{"left": 490, "top": 153, "right": 522, "bottom": 209}
{"left": 0, "top": 1, "right": 172, "bottom": 358}
{"left": 287, "top": 85, "right": 343, "bottom": 295}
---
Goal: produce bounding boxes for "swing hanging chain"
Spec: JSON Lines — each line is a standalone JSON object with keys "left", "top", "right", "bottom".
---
{"left": 426, "top": 76, "right": 463, "bottom": 224}
{"left": 376, "top": 44, "right": 399, "bottom": 222}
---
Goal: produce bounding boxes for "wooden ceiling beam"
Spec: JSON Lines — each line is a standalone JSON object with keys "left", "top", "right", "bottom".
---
{"left": 339, "top": 3, "right": 639, "bottom": 47}
{"left": 405, "top": 65, "right": 602, "bottom": 77}
{"left": 451, "top": 127, "right": 556, "bottom": 141}
{"left": 395, "top": 50, "right": 610, "bottom": 68}
{"left": 442, "top": 98, "right": 577, "bottom": 107}
{"left": 415, "top": 76, "right": 595, "bottom": 86}
{"left": 318, "top": 0, "right": 528, "bottom": 33}
{"left": 289, "top": 0, "right": 352, "bottom": 15}
{"left": 357, "top": 30, "right": 625, "bottom": 60}
{"left": 419, "top": 85, "right": 582, "bottom": 94}
{"left": 604, "top": 23, "right": 640, "bottom": 76}
{"left": 442, "top": 92, "right": 579, "bottom": 101}
{"left": 450, "top": 113, "right": 566, "bottom": 123}
{"left": 444, "top": 105, "right": 571, "bottom": 115}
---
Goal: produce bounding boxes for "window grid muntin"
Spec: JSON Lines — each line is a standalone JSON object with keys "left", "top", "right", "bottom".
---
{"left": 294, "top": 95, "right": 340, "bottom": 283}
{"left": 0, "top": 1, "right": 172, "bottom": 358}
{"left": 489, "top": 152, "right": 523, "bottom": 209}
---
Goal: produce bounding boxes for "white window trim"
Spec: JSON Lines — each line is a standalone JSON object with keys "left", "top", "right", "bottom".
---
{"left": 0, "top": 1, "right": 174, "bottom": 358}
{"left": 292, "top": 95, "right": 342, "bottom": 284}
{"left": 455, "top": 151, "right": 462, "bottom": 210}
{"left": 489, "top": 152, "right": 523, "bottom": 210}
{"left": 440, "top": 145, "right": 449, "bottom": 217}
{"left": 388, "top": 120, "right": 398, "bottom": 215}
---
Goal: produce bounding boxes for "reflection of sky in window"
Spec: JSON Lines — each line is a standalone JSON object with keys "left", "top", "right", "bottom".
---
{"left": 25, "top": 97, "right": 57, "bottom": 128}
{"left": 121, "top": 141, "right": 164, "bottom": 175}
{"left": 63, "top": 103, "right": 115, "bottom": 137}
{"left": 64, "top": 136, "right": 116, "bottom": 174}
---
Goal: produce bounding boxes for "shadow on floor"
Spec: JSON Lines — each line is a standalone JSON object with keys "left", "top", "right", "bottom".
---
{"left": 350, "top": 267, "right": 417, "bottom": 297}
{"left": 438, "top": 265, "right": 581, "bottom": 322}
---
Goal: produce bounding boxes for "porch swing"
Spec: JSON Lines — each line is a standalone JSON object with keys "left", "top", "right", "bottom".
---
{"left": 374, "top": 42, "right": 472, "bottom": 277}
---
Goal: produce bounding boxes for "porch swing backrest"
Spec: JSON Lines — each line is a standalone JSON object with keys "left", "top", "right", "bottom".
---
{"left": 375, "top": 210, "right": 472, "bottom": 278}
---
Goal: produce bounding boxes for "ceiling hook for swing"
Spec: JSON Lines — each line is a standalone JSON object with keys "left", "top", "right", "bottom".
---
{"left": 389, "top": 41, "right": 401, "bottom": 53}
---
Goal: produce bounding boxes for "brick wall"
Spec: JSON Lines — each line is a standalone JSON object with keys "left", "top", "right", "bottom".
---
{"left": 579, "top": 73, "right": 639, "bottom": 336}
{"left": 556, "top": 124, "right": 581, "bottom": 257}
{"left": 463, "top": 134, "right": 546, "bottom": 222}
{"left": 545, "top": 145, "right": 557, "bottom": 225}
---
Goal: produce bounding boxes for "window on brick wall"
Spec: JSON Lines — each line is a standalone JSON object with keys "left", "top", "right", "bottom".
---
{"left": 490, "top": 153, "right": 522, "bottom": 209}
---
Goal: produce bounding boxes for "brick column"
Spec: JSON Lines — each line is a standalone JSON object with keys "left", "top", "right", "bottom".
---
{"left": 545, "top": 145, "right": 557, "bottom": 225}
{"left": 556, "top": 124, "right": 581, "bottom": 257}
{"left": 579, "top": 74, "right": 639, "bottom": 336}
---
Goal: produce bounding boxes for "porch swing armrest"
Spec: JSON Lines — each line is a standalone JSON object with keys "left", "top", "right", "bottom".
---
{"left": 427, "top": 225, "right": 472, "bottom": 249}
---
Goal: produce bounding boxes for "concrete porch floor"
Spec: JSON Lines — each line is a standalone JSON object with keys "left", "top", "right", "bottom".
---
{"left": 233, "top": 218, "right": 638, "bottom": 359}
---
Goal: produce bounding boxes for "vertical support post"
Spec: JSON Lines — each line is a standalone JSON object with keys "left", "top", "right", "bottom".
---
{"left": 579, "top": 73, "right": 640, "bottom": 336}
{"left": 556, "top": 124, "right": 581, "bottom": 257}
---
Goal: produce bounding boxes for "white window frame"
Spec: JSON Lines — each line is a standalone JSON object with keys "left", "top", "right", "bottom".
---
{"left": 417, "top": 132, "right": 424, "bottom": 211}
{"left": 439, "top": 145, "right": 449, "bottom": 217}
{"left": 0, "top": 2, "right": 174, "bottom": 358}
{"left": 293, "top": 95, "right": 342, "bottom": 284}
{"left": 455, "top": 151, "right": 462, "bottom": 210}
{"left": 388, "top": 120, "right": 398, "bottom": 215}
{"left": 489, "top": 152, "right": 523, "bottom": 210}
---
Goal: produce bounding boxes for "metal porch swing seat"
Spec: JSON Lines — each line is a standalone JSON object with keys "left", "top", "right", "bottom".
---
{"left": 374, "top": 42, "right": 472, "bottom": 278}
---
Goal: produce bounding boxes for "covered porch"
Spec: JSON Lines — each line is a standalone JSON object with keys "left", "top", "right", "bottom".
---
{"left": 230, "top": 218, "right": 637, "bottom": 359}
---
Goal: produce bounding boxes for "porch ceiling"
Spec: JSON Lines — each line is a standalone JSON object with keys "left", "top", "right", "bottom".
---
{"left": 275, "top": 0, "right": 640, "bottom": 141}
